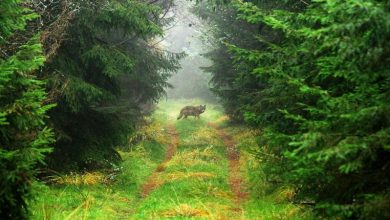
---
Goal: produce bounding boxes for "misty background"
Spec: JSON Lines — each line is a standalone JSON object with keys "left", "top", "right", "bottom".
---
{"left": 161, "top": 0, "right": 217, "bottom": 102}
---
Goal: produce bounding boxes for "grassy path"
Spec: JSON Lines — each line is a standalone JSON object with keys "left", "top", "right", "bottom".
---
{"left": 141, "top": 124, "right": 179, "bottom": 197}
{"left": 131, "top": 101, "right": 238, "bottom": 219}
{"left": 31, "top": 99, "right": 313, "bottom": 219}
{"left": 210, "top": 122, "right": 248, "bottom": 208}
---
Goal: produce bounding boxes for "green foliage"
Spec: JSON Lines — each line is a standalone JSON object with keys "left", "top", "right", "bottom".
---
{"left": 0, "top": 0, "right": 38, "bottom": 43}
{"left": 201, "top": 0, "right": 390, "bottom": 218}
{"left": 43, "top": 0, "right": 182, "bottom": 170}
{"left": 0, "top": 0, "right": 54, "bottom": 218}
{"left": 193, "top": 2, "right": 260, "bottom": 121}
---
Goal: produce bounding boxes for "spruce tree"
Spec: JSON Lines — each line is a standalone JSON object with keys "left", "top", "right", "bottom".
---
{"left": 0, "top": 0, "right": 54, "bottom": 218}
{"left": 201, "top": 0, "right": 390, "bottom": 218}
{"left": 41, "top": 0, "right": 182, "bottom": 170}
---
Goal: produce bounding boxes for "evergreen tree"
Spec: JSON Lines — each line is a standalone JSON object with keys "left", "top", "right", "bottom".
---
{"left": 193, "top": 2, "right": 260, "bottom": 121}
{"left": 41, "top": 0, "right": 182, "bottom": 170}
{"left": 201, "top": 0, "right": 390, "bottom": 218}
{"left": 0, "top": 0, "right": 54, "bottom": 218}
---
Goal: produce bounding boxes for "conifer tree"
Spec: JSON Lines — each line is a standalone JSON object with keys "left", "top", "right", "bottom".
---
{"left": 41, "top": 0, "right": 182, "bottom": 170}
{"left": 193, "top": 2, "right": 260, "bottom": 121}
{"left": 200, "top": 0, "right": 390, "bottom": 218}
{"left": 0, "top": 0, "right": 54, "bottom": 218}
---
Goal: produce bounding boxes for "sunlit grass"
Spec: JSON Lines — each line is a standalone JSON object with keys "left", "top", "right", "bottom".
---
{"left": 160, "top": 203, "right": 210, "bottom": 218}
{"left": 30, "top": 98, "right": 313, "bottom": 219}
{"left": 48, "top": 172, "right": 106, "bottom": 186}
{"left": 130, "top": 99, "right": 235, "bottom": 219}
{"left": 30, "top": 183, "right": 135, "bottom": 219}
{"left": 30, "top": 113, "right": 168, "bottom": 220}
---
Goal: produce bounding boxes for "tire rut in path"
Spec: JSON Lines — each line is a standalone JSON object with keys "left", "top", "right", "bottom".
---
{"left": 140, "top": 124, "right": 179, "bottom": 198}
{"left": 209, "top": 122, "right": 248, "bottom": 208}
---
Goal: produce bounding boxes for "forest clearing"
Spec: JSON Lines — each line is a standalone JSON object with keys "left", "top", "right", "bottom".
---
{"left": 1, "top": 0, "right": 389, "bottom": 219}
{"left": 30, "top": 100, "right": 312, "bottom": 219}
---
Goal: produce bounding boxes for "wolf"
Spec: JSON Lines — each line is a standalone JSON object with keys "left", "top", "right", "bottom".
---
{"left": 177, "top": 105, "right": 206, "bottom": 120}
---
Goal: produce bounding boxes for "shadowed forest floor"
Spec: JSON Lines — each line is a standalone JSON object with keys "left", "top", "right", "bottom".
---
{"left": 30, "top": 99, "right": 314, "bottom": 219}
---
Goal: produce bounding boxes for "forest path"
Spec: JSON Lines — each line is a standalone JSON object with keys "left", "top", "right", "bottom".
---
{"left": 209, "top": 122, "right": 248, "bottom": 208}
{"left": 130, "top": 100, "right": 248, "bottom": 219}
{"left": 31, "top": 99, "right": 311, "bottom": 220}
{"left": 140, "top": 124, "right": 179, "bottom": 197}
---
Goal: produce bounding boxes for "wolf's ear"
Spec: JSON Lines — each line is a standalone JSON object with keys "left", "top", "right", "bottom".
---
{"left": 204, "top": 105, "right": 206, "bottom": 108}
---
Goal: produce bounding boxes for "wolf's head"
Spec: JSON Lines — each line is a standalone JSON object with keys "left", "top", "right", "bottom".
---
{"left": 198, "top": 105, "right": 206, "bottom": 113}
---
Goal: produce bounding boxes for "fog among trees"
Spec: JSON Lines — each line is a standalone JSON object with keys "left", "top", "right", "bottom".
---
{"left": 1, "top": 0, "right": 389, "bottom": 219}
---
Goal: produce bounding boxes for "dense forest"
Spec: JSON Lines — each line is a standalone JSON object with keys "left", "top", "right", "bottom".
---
{"left": 1, "top": 0, "right": 181, "bottom": 218}
{"left": 197, "top": 0, "right": 390, "bottom": 218}
{"left": 1, "top": 0, "right": 389, "bottom": 219}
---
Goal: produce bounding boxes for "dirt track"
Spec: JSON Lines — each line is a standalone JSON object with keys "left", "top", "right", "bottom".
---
{"left": 140, "top": 124, "right": 179, "bottom": 197}
{"left": 209, "top": 122, "right": 248, "bottom": 206}
{"left": 140, "top": 120, "right": 247, "bottom": 215}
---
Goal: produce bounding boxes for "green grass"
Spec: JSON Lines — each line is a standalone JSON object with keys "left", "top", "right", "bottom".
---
{"left": 30, "top": 122, "right": 166, "bottom": 219}
{"left": 130, "top": 99, "right": 233, "bottom": 219}
{"left": 224, "top": 126, "right": 315, "bottom": 220}
{"left": 30, "top": 149, "right": 161, "bottom": 219}
{"left": 30, "top": 99, "right": 313, "bottom": 219}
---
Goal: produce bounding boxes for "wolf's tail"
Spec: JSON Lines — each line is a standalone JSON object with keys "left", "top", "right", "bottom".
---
{"left": 177, "top": 112, "right": 183, "bottom": 120}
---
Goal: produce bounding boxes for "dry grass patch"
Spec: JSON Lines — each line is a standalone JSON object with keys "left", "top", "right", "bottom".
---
{"left": 50, "top": 172, "right": 106, "bottom": 185}
{"left": 268, "top": 206, "right": 302, "bottom": 220}
{"left": 163, "top": 171, "right": 216, "bottom": 182}
{"left": 208, "top": 188, "right": 233, "bottom": 201}
{"left": 167, "top": 146, "right": 217, "bottom": 167}
{"left": 142, "top": 172, "right": 216, "bottom": 196}
{"left": 160, "top": 204, "right": 209, "bottom": 218}
{"left": 192, "top": 127, "right": 223, "bottom": 146}
{"left": 272, "top": 186, "right": 296, "bottom": 203}
{"left": 184, "top": 181, "right": 234, "bottom": 202}
{"left": 128, "top": 119, "right": 171, "bottom": 146}
{"left": 197, "top": 202, "right": 244, "bottom": 220}
{"left": 215, "top": 116, "right": 230, "bottom": 124}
